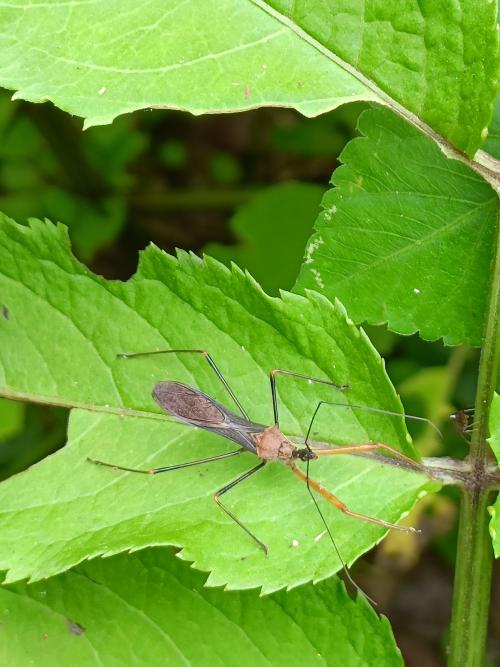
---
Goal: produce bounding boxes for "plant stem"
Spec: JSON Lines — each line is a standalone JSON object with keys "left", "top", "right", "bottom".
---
{"left": 448, "top": 488, "right": 494, "bottom": 666}
{"left": 448, "top": 208, "right": 500, "bottom": 666}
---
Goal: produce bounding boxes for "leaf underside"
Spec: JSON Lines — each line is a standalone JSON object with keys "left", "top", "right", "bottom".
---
{"left": 0, "top": 1, "right": 497, "bottom": 155}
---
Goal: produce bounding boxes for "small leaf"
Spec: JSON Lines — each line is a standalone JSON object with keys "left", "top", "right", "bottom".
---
{"left": 294, "top": 106, "right": 497, "bottom": 346}
{"left": 1, "top": 549, "right": 403, "bottom": 666}
{"left": 205, "top": 182, "right": 324, "bottom": 294}
{"left": 0, "top": 214, "right": 438, "bottom": 589}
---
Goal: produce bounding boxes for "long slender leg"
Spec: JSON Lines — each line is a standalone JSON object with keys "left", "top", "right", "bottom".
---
{"left": 214, "top": 461, "right": 268, "bottom": 553}
{"left": 269, "top": 369, "right": 349, "bottom": 429}
{"left": 88, "top": 448, "right": 244, "bottom": 475}
{"left": 305, "top": 400, "right": 441, "bottom": 449}
{"left": 290, "top": 463, "right": 419, "bottom": 534}
{"left": 90, "top": 452, "right": 268, "bottom": 553}
{"left": 302, "top": 459, "right": 376, "bottom": 605}
{"left": 117, "top": 348, "right": 249, "bottom": 419}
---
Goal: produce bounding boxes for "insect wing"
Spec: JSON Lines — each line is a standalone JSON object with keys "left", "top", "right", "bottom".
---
{"left": 153, "top": 381, "right": 262, "bottom": 452}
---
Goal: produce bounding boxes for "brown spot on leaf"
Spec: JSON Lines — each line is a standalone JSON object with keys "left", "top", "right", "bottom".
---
{"left": 66, "top": 619, "right": 86, "bottom": 636}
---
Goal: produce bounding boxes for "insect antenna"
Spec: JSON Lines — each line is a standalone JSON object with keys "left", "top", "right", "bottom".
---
{"left": 305, "top": 400, "right": 442, "bottom": 444}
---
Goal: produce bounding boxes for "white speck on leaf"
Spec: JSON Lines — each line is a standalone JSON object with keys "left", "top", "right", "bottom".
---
{"left": 488, "top": 506, "right": 496, "bottom": 540}
{"left": 291, "top": 539, "right": 300, "bottom": 548}
{"left": 98, "top": 86, "right": 107, "bottom": 96}
{"left": 311, "top": 269, "right": 324, "bottom": 289}
{"left": 305, "top": 236, "right": 324, "bottom": 264}
{"left": 324, "top": 205, "right": 337, "bottom": 220}
{"left": 414, "top": 288, "right": 421, "bottom": 295}
{"left": 314, "top": 530, "right": 327, "bottom": 542}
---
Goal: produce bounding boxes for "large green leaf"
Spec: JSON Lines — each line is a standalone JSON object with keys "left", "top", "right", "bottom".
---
{"left": 294, "top": 106, "right": 497, "bottom": 347}
{"left": 0, "top": 1, "right": 497, "bottom": 155}
{"left": 265, "top": 0, "right": 498, "bottom": 157}
{"left": 1, "top": 549, "right": 403, "bottom": 666}
{"left": 0, "top": 214, "right": 437, "bottom": 590}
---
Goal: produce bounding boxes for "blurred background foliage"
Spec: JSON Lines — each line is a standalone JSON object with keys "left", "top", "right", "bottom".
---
{"left": 0, "top": 90, "right": 494, "bottom": 666}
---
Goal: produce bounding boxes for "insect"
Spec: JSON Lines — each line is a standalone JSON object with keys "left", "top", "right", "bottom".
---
{"left": 450, "top": 408, "right": 475, "bottom": 437}
{"left": 89, "top": 349, "right": 424, "bottom": 598}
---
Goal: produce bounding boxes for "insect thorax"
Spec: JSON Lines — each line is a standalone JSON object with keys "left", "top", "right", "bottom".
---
{"left": 252, "top": 425, "right": 297, "bottom": 462}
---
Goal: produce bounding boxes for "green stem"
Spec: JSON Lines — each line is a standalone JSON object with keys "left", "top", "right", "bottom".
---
{"left": 448, "top": 488, "right": 495, "bottom": 666}
{"left": 448, "top": 207, "right": 500, "bottom": 666}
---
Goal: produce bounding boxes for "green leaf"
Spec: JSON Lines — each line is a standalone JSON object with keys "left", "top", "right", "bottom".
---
{"left": 397, "top": 366, "right": 452, "bottom": 455}
{"left": 483, "top": 90, "right": 500, "bottom": 161}
{"left": 205, "top": 182, "right": 324, "bottom": 294}
{"left": 0, "top": 93, "right": 146, "bottom": 260}
{"left": 294, "top": 106, "right": 497, "bottom": 347}
{"left": 488, "top": 392, "right": 500, "bottom": 556}
{"left": 0, "top": 397, "right": 24, "bottom": 441}
{"left": 0, "top": 549, "right": 403, "bottom": 666}
{"left": 0, "top": 404, "right": 66, "bottom": 481}
{"left": 272, "top": 103, "right": 366, "bottom": 157}
{"left": 0, "top": 1, "right": 497, "bottom": 155}
{"left": 265, "top": 0, "right": 499, "bottom": 157}
{"left": 0, "top": 214, "right": 438, "bottom": 589}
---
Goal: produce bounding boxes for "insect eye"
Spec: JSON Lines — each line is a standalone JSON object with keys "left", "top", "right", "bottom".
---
{"left": 297, "top": 448, "right": 316, "bottom": 462}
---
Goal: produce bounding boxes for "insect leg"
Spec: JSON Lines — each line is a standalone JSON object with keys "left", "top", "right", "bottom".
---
{"left": 290, "top": 463, "right": 419, "bottom": 534}
{"left": 117, "top": 348, "right": 248, "bottom": 419}
{"left": 301, "top": 459, "right": 376, "bottom": 605}
{"left": 269, "top": 368, "right": 349, "bottom": 430}
{"left": 88, "top": 448, "right": 244, "bottom": 474}
{"left": 214, "top": 461, "right": 268, "bottom": 553}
